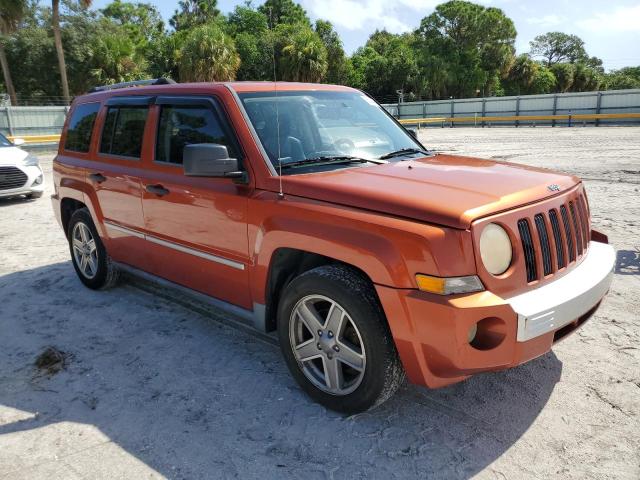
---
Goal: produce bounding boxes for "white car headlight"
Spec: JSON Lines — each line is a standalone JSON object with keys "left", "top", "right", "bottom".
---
{"left": 479, "top": 223, "right": 512, "bottom": 276}
{"left": 22, "top": 154, "right": 40, "bottom": 167}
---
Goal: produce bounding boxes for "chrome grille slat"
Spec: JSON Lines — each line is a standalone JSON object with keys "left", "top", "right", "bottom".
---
{"left": 548, "top": 209, "right": 566, "bottom": 269}
{"left": 534, "top": 213, "right": 552, "bottom": 276}
{"left": 518, "top": 219, "right": 537, "bottom": 282}
{"left": 577, "top": 195, "right": 590, "bottom": 249}
{"left": 560, "top": 205, "right": 576, "bottom": 262}
{"left": 569, "top": 201, "right": 583, "bottom": 255}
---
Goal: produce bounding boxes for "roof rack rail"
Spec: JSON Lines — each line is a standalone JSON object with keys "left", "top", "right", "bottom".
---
{"left": 89, "top": 78, "right": 176, "bottom": 93}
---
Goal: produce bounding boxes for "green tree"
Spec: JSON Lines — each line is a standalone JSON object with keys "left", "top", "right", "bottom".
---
{"left": 170, "top": 0, "right": 219, "bottom": 31}
{"left": 550, "top": 63, "right": 575, "bottom": 92}
{"left": 89, "top": 29, "right": 147, "bottom": 85}
{"left": 351, "top": 30, "right": 420, "bottom": 100}
{"left": 603, "top": 67, "right": 640, "bottom": 90}
{"left": 178, "top": 23, "right": 240, "bottom": 82}
{"left": 503, "top": 55, "right": 556, "bottom": 95}
{"left": 314, "top": 19, "right": 349, "bottom": 84}
{"left": 415, "top": 0, "right": 516, "bottom": 98}
{"left": 101, "top": 0, "right": 164, "bottom": 47}
{"left": 52, "top": 0, "right": 92, "bottom": 104}
{"left": 0, "top": 0, "right": 27, "bottom": 105}
{"left": 529, "top": 32, "right": 588, "bottom": 66}
{"left": 277, "top": 23, "right": 327, "bottom": 82}
{"left": 570, "top": 62, "right": 602, "bottom": 92}
{"left": 258, "top": 0, "right": 309, "bottom": 26}
{"left": 227, "top": 3, "right": 271, "bottom": 81}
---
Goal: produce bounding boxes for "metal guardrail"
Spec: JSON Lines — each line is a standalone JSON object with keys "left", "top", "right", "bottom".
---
{"left": 399, "top": 112, "right": 640, "bottom": 128}
{"left": 8, "top": 134, "right": 61, "bottom": 144}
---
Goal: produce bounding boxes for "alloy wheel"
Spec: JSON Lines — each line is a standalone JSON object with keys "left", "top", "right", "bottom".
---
{"left": 71, "top": 222, "right": 98, "bottom": 279}
{"left": 289, "top": 294, "right": 366, "bottom": 395}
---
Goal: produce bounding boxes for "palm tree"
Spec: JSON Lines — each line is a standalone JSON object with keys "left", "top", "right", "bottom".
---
{"left": 0, "top": 0, "right": 27, "bottom": 105}
{"left": 52, "top": 0, "right": 91, "bottom": 105}
{"left": 178, "top": 24, "right": 240, "bottom": 82}
{"left": 280, "top": 27, "right": 327, "bottom": 83}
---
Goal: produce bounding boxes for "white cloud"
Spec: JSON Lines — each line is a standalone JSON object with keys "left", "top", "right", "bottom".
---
{"left": 526, "top": 14, "right": 564, "bottom": 28}
{"left": 300, "top": 0, "right": 439, "bottom": 33}
{"left": 576, "top": 5, "right": 640, "bottom": 33}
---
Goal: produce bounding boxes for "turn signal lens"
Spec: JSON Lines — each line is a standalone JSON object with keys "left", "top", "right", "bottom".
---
{"left": 416, "top": 274, "right": 484, "bottom": 295}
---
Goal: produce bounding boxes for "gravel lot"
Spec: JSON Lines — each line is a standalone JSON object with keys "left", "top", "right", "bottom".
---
{"left": 0, "top": 127, "right": 638, "bottom": 479}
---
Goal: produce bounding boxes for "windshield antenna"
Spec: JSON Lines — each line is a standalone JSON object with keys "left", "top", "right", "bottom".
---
{"left": 269, "top": 7, "right": 284, "bottom": 199}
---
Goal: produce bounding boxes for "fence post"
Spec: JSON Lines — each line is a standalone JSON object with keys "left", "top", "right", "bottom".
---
{"left": 450, "top": 98, "right": 454, "bottom": 128}
{"left": 595, "top": 91, "right": 602, "bottom": 127}
{"left": 481, "top": 98, "right": 486, "bottom": 128}
{"left": 552, "top": 94, "right": 558, "bottom": 127}
{"left": 515, "top": 96, "right": 520, "bottom": 128}
{"left": 422, "top": 102, "right": 427, "bottom": 120}
{"left": 5, "top": 107, "right": 15, "bottom": 136}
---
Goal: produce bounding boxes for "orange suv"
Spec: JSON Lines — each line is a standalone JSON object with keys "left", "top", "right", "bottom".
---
{"left": 52, "top": 79, "right": 615, "bottom": 413}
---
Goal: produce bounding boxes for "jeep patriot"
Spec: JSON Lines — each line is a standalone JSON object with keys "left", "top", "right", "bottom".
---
{"left": 52, "top": 79, "right": 615, "bottom": 413}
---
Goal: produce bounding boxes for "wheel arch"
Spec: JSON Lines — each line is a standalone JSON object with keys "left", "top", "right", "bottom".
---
{"left": 60, "top": 197, "right": 88, "bottom": 238}
{"left": 262, "top": 247, "right": 380, "bottom": 332}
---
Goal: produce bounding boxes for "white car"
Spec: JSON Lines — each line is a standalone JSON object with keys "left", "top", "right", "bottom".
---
{"left": 0, "top": 133, "right": 44, "bottom": 199}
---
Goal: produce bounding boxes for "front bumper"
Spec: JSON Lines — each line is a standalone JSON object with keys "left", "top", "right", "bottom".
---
{"left": 0, "top": 164, "right": 44, "bottom": 198}
{"left": 508, "top": 241, "right": 615, "bottom": 341}
{"left": 377, "top": 239, "right": 615, "bottom": 389}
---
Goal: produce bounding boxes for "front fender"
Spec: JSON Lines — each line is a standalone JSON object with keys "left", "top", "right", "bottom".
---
{"left": 248, "top": 191, "right": 477, "bottom": 303}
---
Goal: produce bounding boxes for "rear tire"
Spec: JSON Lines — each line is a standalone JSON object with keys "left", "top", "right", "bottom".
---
{"left": 67, "top": 208, "right": 119, "bottom": 290}
{"left": 277, "top": 264, "right": 404, "bottom": 414}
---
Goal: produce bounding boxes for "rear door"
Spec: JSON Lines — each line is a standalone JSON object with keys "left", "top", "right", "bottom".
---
{"left": 88, "top": 96, "right": 153, "bottom": 269}
{"left": 139, "top": 96, "right": 252, "bottom": 309}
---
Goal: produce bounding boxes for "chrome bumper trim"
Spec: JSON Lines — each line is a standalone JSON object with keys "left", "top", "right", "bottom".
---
{"left": 507, "top": 241, "right": 615, "bottom": 342}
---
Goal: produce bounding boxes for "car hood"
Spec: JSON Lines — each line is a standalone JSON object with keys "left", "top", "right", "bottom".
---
{"left": 0, "top": 146, "right": 28, "bottom": 165}
{"left": 280, "top": 154, "right": 580, "bottom": 229}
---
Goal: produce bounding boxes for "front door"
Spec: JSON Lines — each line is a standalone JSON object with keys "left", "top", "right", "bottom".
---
{"left": 139, "top": 96, "right": 252, "bottom": 309}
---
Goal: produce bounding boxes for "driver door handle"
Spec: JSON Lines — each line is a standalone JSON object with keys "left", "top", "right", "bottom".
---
{"left": 89, "top": 172, "right": 106, "bottom": 184}
{"left": 146, "top": 184, "right": 170, "bottom": 197}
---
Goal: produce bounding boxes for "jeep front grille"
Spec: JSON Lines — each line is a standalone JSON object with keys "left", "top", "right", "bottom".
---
{"left": 0, "top": 166, "right": 28, "bottom": 191}
{"left": 518, "top": 193, "right": 590, "bottom": 283}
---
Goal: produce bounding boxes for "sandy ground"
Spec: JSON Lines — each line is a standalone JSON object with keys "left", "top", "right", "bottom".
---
{"left": 0, "top": 127, "right": 638, "bottom": 480}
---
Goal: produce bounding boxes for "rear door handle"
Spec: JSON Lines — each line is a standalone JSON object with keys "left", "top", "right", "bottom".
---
{"left": 146, "top": 184, "right": 170, "bottom": 197}
{"left": 89, "top": 173, "right": 106, "bottom": 184}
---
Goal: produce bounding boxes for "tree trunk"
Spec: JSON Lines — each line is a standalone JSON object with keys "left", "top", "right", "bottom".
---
{"left": 52, "top": 0, "right": 71, "bottom": 105}
{"left": 0, "top": 42, "right": 17, "bottom": 106}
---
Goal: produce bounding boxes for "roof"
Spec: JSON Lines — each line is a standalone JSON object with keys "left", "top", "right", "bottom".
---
{"left": 77, "top": 81, "right": 356, "bottom": 103}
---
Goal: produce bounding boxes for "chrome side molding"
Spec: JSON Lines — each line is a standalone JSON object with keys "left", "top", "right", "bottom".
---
{"left": 104, "top": 221, "right": 245, "bottom": 271}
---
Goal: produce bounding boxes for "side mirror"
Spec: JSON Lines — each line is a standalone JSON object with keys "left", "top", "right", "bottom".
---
{"left": 12, "top": 138, "right": 25, "bottom": 146}
{"left": 183, "top": 143, "right": 242, "bottom": 178}
{"left": 406, "top": 128, "right": 418, "bottom": 139}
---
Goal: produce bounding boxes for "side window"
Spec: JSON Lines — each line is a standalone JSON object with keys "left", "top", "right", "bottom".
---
{"left": 64, "top": 103, "right": 100, "bottom": 153}
{"left": 155, "top": 106, "right": 236, "bottom": 165}
{"left": 99, "top": 106, "right": 148, "bottom": 158}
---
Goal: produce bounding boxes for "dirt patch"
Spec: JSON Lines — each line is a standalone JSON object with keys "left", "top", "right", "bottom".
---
{"left": 34, "top": 346, "right": 69, "bottom": 376}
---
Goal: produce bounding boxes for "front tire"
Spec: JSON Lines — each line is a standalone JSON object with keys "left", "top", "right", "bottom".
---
{"left": 278, "top": 265, "right": 405, "bottom": 414}
{"left": 67, "top": 208, "right": 119, "bottom": 290}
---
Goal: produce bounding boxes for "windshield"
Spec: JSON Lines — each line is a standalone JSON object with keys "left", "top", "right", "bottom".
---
{"left": 0, "top": 132, "right": 12, "bottom": 147}
{"left": 238, "top": 90, "right": 425, "bottom": 174}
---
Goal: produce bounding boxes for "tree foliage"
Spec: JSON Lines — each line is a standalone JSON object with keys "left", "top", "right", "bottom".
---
{"left": 178, "top": 23, "right": 239, "bottom": 82}
{"left": 529, "top": 32, "right": 587, "bottom": 66}
{"left": 415, "top": 0, "right": 516, "bottom": 98}
{"left": 0, "top": 0, "right": 637, "bottom": 105}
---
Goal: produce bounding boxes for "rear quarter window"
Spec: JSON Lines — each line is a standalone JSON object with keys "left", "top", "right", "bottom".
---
{"left": 64, "top": 102, "right": 100, "bottom": 153}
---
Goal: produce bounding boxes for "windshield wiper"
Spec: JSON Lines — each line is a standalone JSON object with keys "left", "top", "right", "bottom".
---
{"left": 379, "top": 148, "right": 429, "bottom": 160}
{"left": 279, "top": 155, "right": 386, "bottom": 169}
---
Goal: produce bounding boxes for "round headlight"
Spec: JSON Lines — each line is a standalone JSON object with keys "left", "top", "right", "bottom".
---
{"left": 479, "top": 223, "right": 512, "bottom": 276}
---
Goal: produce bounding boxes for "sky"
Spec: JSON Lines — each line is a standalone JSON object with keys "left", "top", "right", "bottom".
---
{"left": 72, "top": 0, "right": 640, "bottom": 71}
